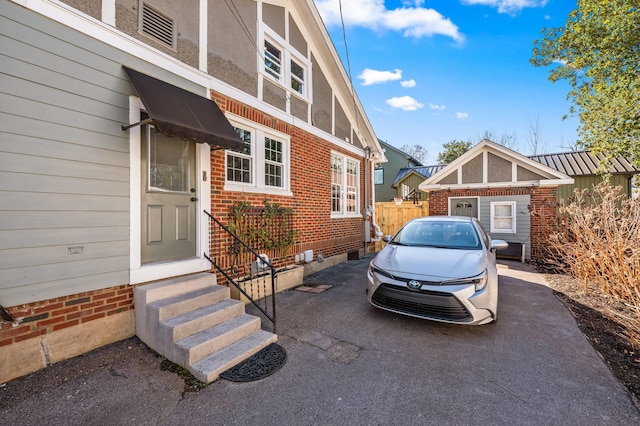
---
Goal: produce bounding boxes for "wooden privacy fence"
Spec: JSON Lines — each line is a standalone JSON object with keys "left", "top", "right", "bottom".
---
{"left": 373, "top": 201, "right": 429, "bottom": 252}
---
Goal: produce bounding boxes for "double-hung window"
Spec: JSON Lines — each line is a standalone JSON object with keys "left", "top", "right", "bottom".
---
{"left": 225, "top": 117, "right": 290, "bottom": 195}
{"left": 261, "top": 26, "right": 310, "bottom": 100}
{"left": 331, "top": 152, "right": 360, "bottom": 216}
{"left": 490, "top": 201, "right": 517, "bottom": 233}
{"left": 264, "top": 40, "right": 282, "bottom": 80}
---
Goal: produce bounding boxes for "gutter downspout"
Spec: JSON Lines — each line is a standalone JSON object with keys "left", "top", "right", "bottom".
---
{"left": 364, "top": 147, "right": 383, "bottom": 246}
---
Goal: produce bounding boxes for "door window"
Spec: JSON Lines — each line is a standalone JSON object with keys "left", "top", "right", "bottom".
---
{"left": 149, "top": 128, "right": 190, "bottom": 193}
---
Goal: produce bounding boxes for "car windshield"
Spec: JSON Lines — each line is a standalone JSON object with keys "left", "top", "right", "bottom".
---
{"left": 391, "top": 220, "right": 482, "bottom": 250}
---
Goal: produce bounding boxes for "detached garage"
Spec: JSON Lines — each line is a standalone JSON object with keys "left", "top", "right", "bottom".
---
{"left": 419, "top": 140, "right": 574, "bottom": 261}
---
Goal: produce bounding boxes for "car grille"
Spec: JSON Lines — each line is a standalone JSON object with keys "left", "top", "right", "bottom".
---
{"left": 371, "top": 284, "right": 471, "bottom": 322}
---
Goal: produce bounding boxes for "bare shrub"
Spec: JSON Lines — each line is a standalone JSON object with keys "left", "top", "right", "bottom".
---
{"left": 541, "top": 183, "right": 640, "bottom": 347}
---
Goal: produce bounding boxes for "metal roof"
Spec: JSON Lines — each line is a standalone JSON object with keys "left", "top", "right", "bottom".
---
{"left": 392, "top": 165, "right": 447, "bottom": 187}
{"left": 530, "top": 151, "right": 639, "bottom": 176}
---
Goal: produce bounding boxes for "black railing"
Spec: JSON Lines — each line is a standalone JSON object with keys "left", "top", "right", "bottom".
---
{"left": 204, "top": 210, "right": 277, "bottom": 333}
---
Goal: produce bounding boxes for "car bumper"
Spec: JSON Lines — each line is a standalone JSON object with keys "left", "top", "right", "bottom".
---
{"left": 366, "top": 268, "right": 496, "bottom": 325}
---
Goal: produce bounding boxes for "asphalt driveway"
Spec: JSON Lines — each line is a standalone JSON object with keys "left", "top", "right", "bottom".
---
{"left": 1, "top": 257, "right": 638, "bottom": 425}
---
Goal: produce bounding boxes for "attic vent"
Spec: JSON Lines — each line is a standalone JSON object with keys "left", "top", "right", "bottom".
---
{"left": 140, "top": 3, "right": 175, "bottom": 48}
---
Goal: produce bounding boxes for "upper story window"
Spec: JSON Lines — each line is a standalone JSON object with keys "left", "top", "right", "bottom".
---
{"left": 139, "top": 2, "right": 176, "bottom": 49}
{"left": 374, "top": 168, "right": 384, "bottom": 185}
{"left": 290, "top": 59, "right": 305, "bottom": 95}
{"left": 331, "top": 152, "right": 360, "bottom": 217}
{"left": 490, "top": 201, "right": 517, "bottom": 233}
{"left": 225, "top": 117, "right": 291, "bottom": 195}
{"left": 261, "top": 26, "right": 310, "bottom": 100}
{"left": 264, "top": 40, "right": 282, "bottom": 80}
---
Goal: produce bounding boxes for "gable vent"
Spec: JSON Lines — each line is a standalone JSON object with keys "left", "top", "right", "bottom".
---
{"left": 140, "top": 3, "right": 175, "bottom": 48}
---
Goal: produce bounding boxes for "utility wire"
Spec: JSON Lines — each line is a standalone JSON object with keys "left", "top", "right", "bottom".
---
{"left": 338, "top": 0, "right": 363, "bottom": 144}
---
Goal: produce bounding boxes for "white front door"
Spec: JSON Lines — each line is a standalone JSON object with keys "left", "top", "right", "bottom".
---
{"left": 450, "top": 197, "right": 479, "bottom": 218}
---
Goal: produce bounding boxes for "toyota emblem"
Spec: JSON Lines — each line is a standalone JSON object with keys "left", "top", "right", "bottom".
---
{"left": 407, "top": 280, "right": 421, "bottom": 290}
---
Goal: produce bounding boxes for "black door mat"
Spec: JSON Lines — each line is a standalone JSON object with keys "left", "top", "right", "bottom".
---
{"left": 220, "top": 343, "right": 287, "bottom": 382}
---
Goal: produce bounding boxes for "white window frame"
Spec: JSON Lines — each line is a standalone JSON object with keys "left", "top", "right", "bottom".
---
{"left": 490, "top": 201, "right": 517, "bottom": 233}
{"left": 374, "top": 168, "right": 384, "bottom": 185}
{"left": 401, "top": 184, "right": 410, "bottom": 199}
{"left": 260, "top": 25, "right": 311, "bottom": 101}
{"left": 331, "top": 151, "right": 361, "bottom": 218}
{"left": 224, "top": 115, "right": 292, "bottom": 196}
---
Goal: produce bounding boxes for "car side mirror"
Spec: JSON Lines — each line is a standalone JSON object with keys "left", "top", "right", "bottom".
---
{"left": 382, "top": 235, "right": 392, "bottom": 243}
{"left": 490, "top": 240, "right": 509, "bottom": 251}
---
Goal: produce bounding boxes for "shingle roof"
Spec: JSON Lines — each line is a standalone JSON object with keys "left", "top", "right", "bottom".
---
{"left": 392, "top": 165, "right": 447, "bottom": 187}
{"left": 530, "top": 151, "right": 639, "bottom": 176}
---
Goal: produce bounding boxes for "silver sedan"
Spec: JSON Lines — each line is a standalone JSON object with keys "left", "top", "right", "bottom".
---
{"left": 367, "top": 216, "right": 508, "bottom": 325}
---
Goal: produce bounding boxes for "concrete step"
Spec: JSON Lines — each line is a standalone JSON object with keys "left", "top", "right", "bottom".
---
{"left": 175, "top": 314, "right": 261, "bottom": 365}
{"left": 135, "top": 272, "right": 216, "bottom": 305}
{"left": 150, "top": 285, "right": 230, "bottom": 322}
{"left": 190, "top": 330, "right": 278, "bottom": 383}
{"left": 161, "top": 298, "right": 245, "bottom": 342}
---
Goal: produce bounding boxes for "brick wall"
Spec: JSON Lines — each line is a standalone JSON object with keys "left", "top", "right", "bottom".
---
{"left": 529, "top": 186, "right": 558, "bottom": 259}
{"left": 0, "top": 285, "right": 133, "bottom": 346}
{"left": 211, "top": 90, "right": 366, "bottom": 269}
{"left": 428, "top": 186, "right": 558, "bottom": 260}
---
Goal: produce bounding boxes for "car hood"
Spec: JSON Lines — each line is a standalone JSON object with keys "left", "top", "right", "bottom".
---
{"left": 373, "top": 244, "right": 487, "bottom": 281}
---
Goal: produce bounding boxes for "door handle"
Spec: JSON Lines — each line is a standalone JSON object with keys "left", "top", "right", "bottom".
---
{"left": 191, "top": 197, "right": 198, "bottom": 202}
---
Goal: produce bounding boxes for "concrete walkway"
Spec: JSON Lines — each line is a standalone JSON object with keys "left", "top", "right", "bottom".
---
{"left": 1, "top": 257, "right": 638, "bottom": 425}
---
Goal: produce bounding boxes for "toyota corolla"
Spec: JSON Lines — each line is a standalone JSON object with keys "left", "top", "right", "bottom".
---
{"left": 367, "top": 216, "right": 508, "bottom": 325}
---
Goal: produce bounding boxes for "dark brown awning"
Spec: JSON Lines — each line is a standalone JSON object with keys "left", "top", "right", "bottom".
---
{"left": 123, "top": 66, "right": 243, "bottom": 151}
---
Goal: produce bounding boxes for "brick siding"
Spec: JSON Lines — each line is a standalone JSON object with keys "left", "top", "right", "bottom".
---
{"left": 0, "top": 285, "right": 133, "bottom": 346}
{"left": 211, "top": 90, "right": 366, "bottom": 269}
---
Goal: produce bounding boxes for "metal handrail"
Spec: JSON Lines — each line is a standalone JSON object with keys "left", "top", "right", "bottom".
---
{"left": 204, "top": 210, "right": 277, "bottom": 333}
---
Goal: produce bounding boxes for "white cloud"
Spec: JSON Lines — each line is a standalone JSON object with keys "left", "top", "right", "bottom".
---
{"left": 314, "top": 0, "right": 464, "bottom": 42}
{"left": 400, "top": 79, "right": 416, "bottom": 88}
{"left": 461, "top": 0, "right": 548, "bottom": 15}
{"left": 429, "top": 103, "right": 446, "bottom": 110}
{"left": 358, "top": 68, "right": 403, "bottom": 86}
{"left": 386, "top": 96, "right": 424, "bottom": 111}
{"left": 456, "top": 112, "right": 469, "bottom": 119}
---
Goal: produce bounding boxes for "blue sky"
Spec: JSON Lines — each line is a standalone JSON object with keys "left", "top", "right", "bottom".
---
{"left": 313, "top": 0, "right": 579, "bottom": 163}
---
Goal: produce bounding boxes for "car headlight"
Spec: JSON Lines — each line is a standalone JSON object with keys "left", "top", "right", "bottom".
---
{"left": 472, "top": 271, "right": 489, "bottom": 292}
{"left": 369, "top": 264, "right": 394, "bottom": 280}
{"left": 445, "top": 270, "right": 488, "bottom": 292}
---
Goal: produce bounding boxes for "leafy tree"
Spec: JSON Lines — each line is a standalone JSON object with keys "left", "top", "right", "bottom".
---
{"left": 437, "top": 140, "right": 472, "bottom": 164}
{"left": 531, "top": 0, "right": 640, "bottom": 169}
{"left": 399, "top": 144, "right": 428, "bottom": 164}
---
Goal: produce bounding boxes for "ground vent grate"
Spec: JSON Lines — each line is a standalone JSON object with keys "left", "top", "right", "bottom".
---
{"left": 219, "top": 343, "right": 287, "bottom": 382}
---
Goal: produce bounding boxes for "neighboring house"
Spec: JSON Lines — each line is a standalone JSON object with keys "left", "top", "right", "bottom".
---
{"left": 392, "top": 165, "right": 446, "bottom": 202}
{"left": 419, "top": 139, "right": 574, "bottom": 261}
{"left": 393, "top": 150, "right": 638, "bottom": 207}
{"left": 0, "top": 0, "right": 383, "bottom": 383}
{"left": 530, "top": 151, "right": 639, "bottom": 205}
{"left": 375, "top": 140, "right": 422, "bottom": 202}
